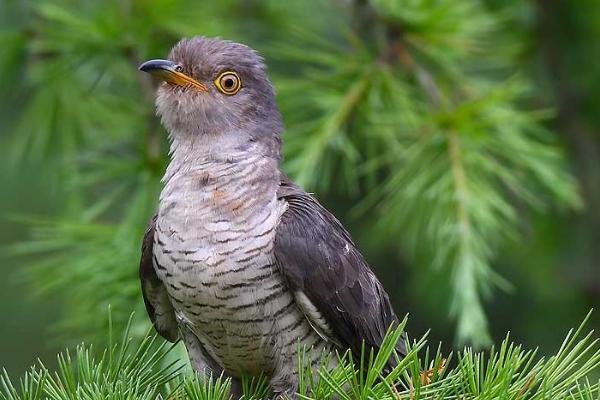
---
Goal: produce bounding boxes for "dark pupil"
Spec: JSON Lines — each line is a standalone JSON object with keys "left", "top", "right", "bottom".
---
{"left": 223, "top": 77, "right": 235, "bottom": 89}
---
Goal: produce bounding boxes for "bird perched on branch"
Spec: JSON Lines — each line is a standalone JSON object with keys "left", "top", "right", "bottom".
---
{"left": 138, "top": 36, "right": 408, "bottom": 399}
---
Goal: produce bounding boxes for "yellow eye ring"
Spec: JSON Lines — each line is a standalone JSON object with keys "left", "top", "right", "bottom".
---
{"left": 215, "top": 71, "right": 242, "bottom": 95}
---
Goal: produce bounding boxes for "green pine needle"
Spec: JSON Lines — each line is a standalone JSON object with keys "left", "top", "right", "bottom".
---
{"left": 0, "top": 0, "right": 584, "bottom": 349}
{"left": 2, "top": 314, "right": 599, "bottom": 400}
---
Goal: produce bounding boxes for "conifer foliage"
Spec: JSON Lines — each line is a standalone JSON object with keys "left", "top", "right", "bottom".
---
{"left": 2, "top": 315, "right": 600, "bottom": 399}
{"left": 0, "top": 0, "right": 581, "bottom": 347}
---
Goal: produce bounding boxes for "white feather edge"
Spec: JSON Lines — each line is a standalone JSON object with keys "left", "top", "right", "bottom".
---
{"left": 293, "top": 290, "right": 343, "bottom": 348}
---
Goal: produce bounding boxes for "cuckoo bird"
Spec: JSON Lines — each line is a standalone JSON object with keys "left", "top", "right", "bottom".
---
{"left": 139, "top": 37, "right": 408, "bottom": 399}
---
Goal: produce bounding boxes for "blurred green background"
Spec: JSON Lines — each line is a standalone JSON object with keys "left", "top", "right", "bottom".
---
{"left": 1, "top": 0, "right": 599, "bottom": 377}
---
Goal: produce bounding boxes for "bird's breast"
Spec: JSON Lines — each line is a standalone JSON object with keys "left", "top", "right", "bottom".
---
{"left": 152, "top": 159, "right": 327, "bottom": 375}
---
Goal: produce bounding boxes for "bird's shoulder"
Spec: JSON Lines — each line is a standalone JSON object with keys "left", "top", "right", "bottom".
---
{"left": 276, "top": 176, "right": 354, "bottom": 241}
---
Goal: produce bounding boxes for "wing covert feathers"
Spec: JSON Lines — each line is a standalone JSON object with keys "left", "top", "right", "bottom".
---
{"left": 275, "top": 178, "right": 407, "bottom": 364}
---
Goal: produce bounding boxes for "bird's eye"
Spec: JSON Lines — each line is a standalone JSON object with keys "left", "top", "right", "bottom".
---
{"left": 215, "top": 71, "right": 241, "bottom": 95}
{"left": 174, "top": 65, "right": 184, "bottom": 72}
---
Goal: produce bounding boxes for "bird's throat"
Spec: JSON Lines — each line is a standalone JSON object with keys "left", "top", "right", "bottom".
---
{"left": 161, "top": 134, "right": 280, "bottom": 222}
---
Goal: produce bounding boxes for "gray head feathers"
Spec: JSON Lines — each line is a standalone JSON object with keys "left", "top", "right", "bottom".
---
{"left": 155, "top": 36, "right": 283, "bottom": 160}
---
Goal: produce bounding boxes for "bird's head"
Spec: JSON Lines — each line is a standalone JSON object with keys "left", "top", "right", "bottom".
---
{"left": 139, "top": 37, "right": 282, "bottom": 158}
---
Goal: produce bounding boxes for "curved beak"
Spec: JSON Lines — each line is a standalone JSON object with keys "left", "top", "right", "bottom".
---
{"left": 138, "top": 59, "right": 208, "bottom": 92}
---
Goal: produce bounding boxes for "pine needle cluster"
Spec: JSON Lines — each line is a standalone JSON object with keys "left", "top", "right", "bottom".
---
{"left": 0, "top": 0, "right": 581, "bottom": 347}
{"left": 2, "top": 314, "right": 599, "bottom": 400}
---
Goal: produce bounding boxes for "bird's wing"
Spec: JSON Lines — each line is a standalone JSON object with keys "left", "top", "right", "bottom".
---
{"left": 139, "top": 213, "right": 179, "bottom": 342}
{"left": 274, "top": 179, "right": 407, "bottom": 361}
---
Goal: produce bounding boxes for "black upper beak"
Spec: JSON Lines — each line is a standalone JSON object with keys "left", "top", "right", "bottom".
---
{"left": 138, "top": 59, "right": 179, "bottom": 73}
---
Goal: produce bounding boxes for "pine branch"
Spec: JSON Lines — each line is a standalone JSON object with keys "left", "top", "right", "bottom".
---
{"left": 447, "top": 129, "right": 491, "bottom": 346}
{"left": 382, "top": 26, "right": 494, "bottom": 345}
{"left": 0, "top": 0, "right": 583, "bottom": 349}
{"left": 2, "top": 314, "right": 599, "bottom": 400}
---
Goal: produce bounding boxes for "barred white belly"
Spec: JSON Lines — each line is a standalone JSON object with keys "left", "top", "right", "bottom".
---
{"left": 153, "top": 193, "right": 329, "bottom": 375}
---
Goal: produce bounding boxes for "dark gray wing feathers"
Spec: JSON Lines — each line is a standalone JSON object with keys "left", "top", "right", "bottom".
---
{"left": 275, "top": 179, "right": 407, "bottom": 363}
{"left": 139, "top": 214, "right": 179, "bottom": 342}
